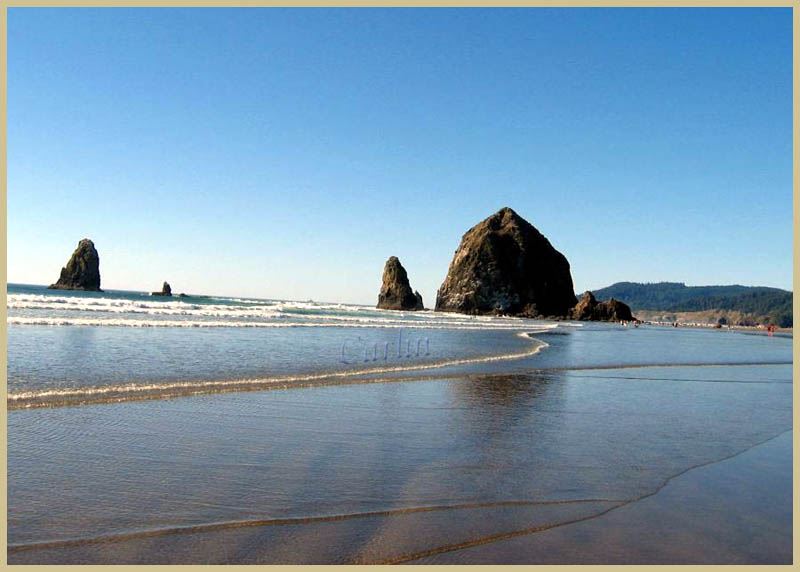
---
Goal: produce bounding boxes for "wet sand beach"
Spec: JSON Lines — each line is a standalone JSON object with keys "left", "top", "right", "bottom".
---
{"left": 412, "top": 430, "right": 793, "bottom": 564}
{"left": 8, "top": 360, "right": 793, "bottom": 564}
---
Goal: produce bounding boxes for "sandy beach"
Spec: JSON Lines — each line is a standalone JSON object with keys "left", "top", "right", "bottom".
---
{"left": 8, "top": 421, "right": 791, "bottom": 565}
{"left": 8, "top": 355, "right": 793, "bottom": 564}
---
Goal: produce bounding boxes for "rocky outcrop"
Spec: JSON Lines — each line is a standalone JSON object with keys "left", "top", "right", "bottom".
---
{"left": 48, "top": 239, "right": 102, "bottom": 291}
{"left": 377, "top": 256, "right": 424, "bottom": 311}
{"left": 570, "top": 291, "right": 597, "bottom": 320}
{"left": 571, "top": 291, "right": 635, "bottom": 321}
{"left": 435, "top": 207, "right": 576, "bottom": 317}
{"left": 152, "top": 281, "right": 172, "bottom": 296}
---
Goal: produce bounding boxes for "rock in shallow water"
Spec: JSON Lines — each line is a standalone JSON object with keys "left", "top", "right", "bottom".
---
{"left": 151, "top": 282, "right": 172, "bottom": 296}
{"left": 48, "top": 238, "right": 102, "bottom": 292}
{"left": 435, "top": 207, "right": 577, "bottom": 317}
{"left": 377, "top": 256, "right": 424, "bottom": 311}
{"left": 571, "top": 291, "right": 635, "bottom": 322}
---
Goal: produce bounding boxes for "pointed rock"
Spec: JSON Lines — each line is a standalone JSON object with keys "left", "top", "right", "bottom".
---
{"left": 377, "top": 256, "right": 424, "bottom": 311}
{"left": 435, "top": 207, "right": 576, "bottom": 317}
{"left": 48, "top": 238, "right": 102, "bottom": 291}
{"left": 570, "top": 291, "right": 598, "bottom": 320}
{"left": 152, "top": 281, "right": 172, "bottom": 296}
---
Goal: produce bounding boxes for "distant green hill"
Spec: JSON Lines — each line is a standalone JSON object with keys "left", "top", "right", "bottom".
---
{"left": 592, "top": 282, "right": 793, "bottom": 327}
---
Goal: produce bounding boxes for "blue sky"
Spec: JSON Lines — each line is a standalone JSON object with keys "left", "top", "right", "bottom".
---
{"left": 8, "top": 8, "right": 793, "bottom": 304}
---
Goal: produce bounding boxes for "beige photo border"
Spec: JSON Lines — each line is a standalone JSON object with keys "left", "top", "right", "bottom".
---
{"left": 0, "top": 2, "right": 796, "bottom": 570}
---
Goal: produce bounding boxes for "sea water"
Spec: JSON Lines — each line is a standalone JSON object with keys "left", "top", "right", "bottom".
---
{"left": 7, "top": 284, "right": 556, "bottom": 406}
{"left": 6, "top": 283, "right": 794, "bottom": 563}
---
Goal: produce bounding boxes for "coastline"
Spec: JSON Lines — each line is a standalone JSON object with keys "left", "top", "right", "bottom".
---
{"left": 640, "top": 319, "right": 792, "bottom": 332}
{"left": 7, "top": 285, "right": 793, "bottom": 564}
{"left": 7, "top": 8, "right": 792, "bottom": 566}
{"left": 644, "top": 322, "right": 792, "bottom": 335}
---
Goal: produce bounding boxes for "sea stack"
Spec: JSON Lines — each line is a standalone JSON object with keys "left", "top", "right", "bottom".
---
{"left": 48, "top": 238, "right": 102, "bottom": 292}
{"left": 377, "top": 256, "right": 424, "bottom": 311}
{"left": 152, "top": 281, "right": 172, "bottom": 297}
{"left": 571, "top": 291, "right": 635, "bottom": 322}
{"left": 435, "top": 207, "right": 577, "bottom": 317}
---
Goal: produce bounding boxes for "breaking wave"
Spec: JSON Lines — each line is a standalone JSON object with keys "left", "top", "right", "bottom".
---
{"left": 7, "top": 316, "right": 558, "bottom": 330}
{"left": 7, "top": 292, "right": 559, "bottom": 330}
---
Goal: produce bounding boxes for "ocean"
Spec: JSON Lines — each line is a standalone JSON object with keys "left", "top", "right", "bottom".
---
{"left": 6, "top": 283, "right": 794, "bottom": 564}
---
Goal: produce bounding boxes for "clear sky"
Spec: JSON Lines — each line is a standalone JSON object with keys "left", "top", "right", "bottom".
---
{"left": 8, "top": 8, "right": 793, "bottom": 304}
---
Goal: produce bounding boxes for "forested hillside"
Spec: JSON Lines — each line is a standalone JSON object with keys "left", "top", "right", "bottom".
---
{"left": 592, "top": 282, "right": 792, "bottom": 327}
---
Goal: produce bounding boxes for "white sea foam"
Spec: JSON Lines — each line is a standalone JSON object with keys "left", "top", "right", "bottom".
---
{"left": 8, "top": 294, "right": 529, "bottom": 319}
{"left": 8, "top": 294, "right": 368, "bottom": 313}
{"left": 8, "top": 301, "right": 283, "bottom": 318}
{"left": 8, "top": 292, "right": 555, "bottom": 330}
{"left": 8, "top": 295, "right": 282, "bottom": 316}
{"left": 7, "top": 315, "right": 557, "bottom": 331}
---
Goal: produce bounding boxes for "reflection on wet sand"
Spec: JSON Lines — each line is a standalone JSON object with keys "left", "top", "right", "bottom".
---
{"left": 8, "top": 363, "right": 792, "bottom": 564}
{"left": 8, "top": 430, "right": 790, "bottom": 565}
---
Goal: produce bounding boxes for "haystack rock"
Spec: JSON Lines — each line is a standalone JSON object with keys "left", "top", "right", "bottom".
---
{"left": 48, "top": 238, "right": 102, "bottom": 291}
{"left": 152, "top": 281, "right": 172, "bottom": 296}
{"left": 571, "top": 291, "right": 635, "bottom": 322}
{"left": 435, "top": 207, "right": 576, "bottom": 317}
{"left": 377, "top": 256, "right": 424, "bottom": 311}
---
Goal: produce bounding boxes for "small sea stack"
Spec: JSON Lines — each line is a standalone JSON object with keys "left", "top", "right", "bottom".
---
{"left": 571, "top": 291, "right": 635, "bottom": 322}
{"left": 48, "top": 238, "right": 102, "bottom": 292}
{"left": 377, "top": 256, "right": 424, "bottom": 311}
{"left": 435, "top": 207, "right": 576, "bottom": 317}
{"left": 152, "top": 282, "right": 173, "bottom": 297}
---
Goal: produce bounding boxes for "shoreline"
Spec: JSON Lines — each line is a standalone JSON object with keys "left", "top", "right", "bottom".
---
{"left": 9, "top": 353, "right": 792, "bottom": 412}
{"left": 642, "top": 321, "right": 792, "bottom": 334}
{"left": 8, "top": 298, "right": 792, "bottom": 564}
{"left": 7, "top": 331, "right": 549, "bottom": 410}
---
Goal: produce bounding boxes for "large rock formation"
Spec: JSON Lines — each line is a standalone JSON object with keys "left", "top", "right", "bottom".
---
{"left": 571, "top": 291, "right": 635, "bottom": 322}
{"left": 377, "top": 256, "right": 424, "bottom": 311}
{"left": 152, "top": 281, "right": 172, "bottom": 296}
{"left": 435, "top": 207, "right": 576, "bottom": 317}
{"left": 48, "top": 238, "right": 102, "bottom": 291}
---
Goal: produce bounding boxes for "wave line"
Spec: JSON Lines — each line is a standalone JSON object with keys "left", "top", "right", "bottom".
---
{"left": 7, "top": 497, "right": 625, "bottom": 553}
{"left": 365, "top": 428, "right": 793, "bottom": 564}
{"left": 8, "top": 333, "right": 549, "bottom": 410}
